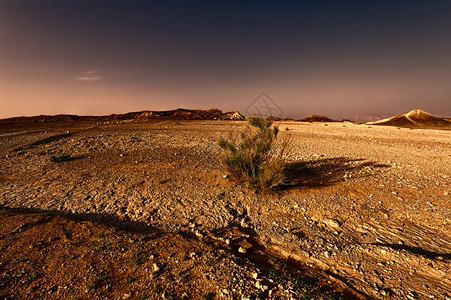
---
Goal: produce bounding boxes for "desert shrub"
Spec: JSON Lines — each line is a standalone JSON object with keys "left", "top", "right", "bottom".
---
{"left": 49, "top": 153, "right": 71, "bottom": 162}
{"left": 218, "top": 116, "right": 289, "bottom": 191}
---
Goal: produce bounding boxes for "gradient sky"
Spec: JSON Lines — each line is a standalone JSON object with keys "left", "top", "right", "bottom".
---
{"left": 1, "top": 1, "right": 451, "bottom": 121}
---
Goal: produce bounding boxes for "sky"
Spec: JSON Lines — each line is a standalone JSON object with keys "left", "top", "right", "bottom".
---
{"left": 1, "top": 0, "right": 451, "bottom": 121}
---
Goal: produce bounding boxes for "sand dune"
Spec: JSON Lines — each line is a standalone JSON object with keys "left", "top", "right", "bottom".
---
{"left": 367, "top": 109, "right": 451, "bottom": 128}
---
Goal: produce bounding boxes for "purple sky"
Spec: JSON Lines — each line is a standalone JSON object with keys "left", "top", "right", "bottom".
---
{"left": 1, "top": 1, "right": 451, "bottom": 121}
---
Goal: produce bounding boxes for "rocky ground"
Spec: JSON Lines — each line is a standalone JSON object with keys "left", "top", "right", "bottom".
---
{"left": 0, "top": 120, "right": 450, "bottom": 299}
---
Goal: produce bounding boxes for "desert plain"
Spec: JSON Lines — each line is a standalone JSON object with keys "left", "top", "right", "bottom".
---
{"left": 0, "top": 119, "right": 450, "bottom": 299}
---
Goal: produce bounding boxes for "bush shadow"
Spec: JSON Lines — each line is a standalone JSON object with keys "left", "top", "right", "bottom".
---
{"left": 282, "top": 157, "right": 390, "bottom": 189}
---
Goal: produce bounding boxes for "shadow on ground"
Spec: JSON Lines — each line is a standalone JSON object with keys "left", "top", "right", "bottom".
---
{"left": 283, "top": 157, "right": 390, "bottom": 189}
{"left": 0, "top": 205, "right": 365, "bottom": 299}
{"left": 12, "top": 132, "right": 75, "bottom": 152}
{"left": 0, "top": 206, "right": 160, "bottom": 235}
{"left": 371, "top": 242, "right": 451, "bottom": 261}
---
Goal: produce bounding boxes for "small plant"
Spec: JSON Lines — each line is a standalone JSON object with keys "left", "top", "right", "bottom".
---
{"left": 86, "top": 281, "right": 97, "bottom": 291}
{"left": 181, "top": 273, "right": 190, "bottom": 283}
{"left": 86, "top": 272, "right": 105, "bottom": 291}
{"left": 132, "top": 251, "right": 146, "bottom": 265}
{"left": 268, "top": 269, "right": 284, "bottom": 282}
{"left": 292, "top": 277, "right": 308, "bottom": 290}
{"left": 49, "top": 153, "right": 71, "bottom": 162}
{"left": 215, "top": 192, "right": 225, "bottom": 200}
{"left": 218, "top": 116, "right": 289, "bottom": 191}
{"left": 29, "top": 273, "right": 38, "bottom": 281}
{"left": 202, "top": 292, "right": 215, "bottom": 300}
{"left": 126, "top": 276, "right": 138, "bottom": 284}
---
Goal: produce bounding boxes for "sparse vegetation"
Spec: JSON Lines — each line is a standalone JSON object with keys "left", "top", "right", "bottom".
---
{"left": 202, "top": 292, "right": 215, "bottom": 300}
{"left": 215, "top": 192, "right": 225, "bottom": 200}
{"left": 132, "top": 251, "right": 146, "bottom": 265}
{"left": 86, "top": 272, "right": 105, "bottom": 291}
{"left": 218, "top": 116, "right": 289, "bottom": 191}
{"left": 49, "top": 153, "right": 71, "bottom": 162}
{"left": 29, "top": 273, "right": 38, "bottom": 281}
{"left": 126, "top": 276, "right": 138, "bottom": 284}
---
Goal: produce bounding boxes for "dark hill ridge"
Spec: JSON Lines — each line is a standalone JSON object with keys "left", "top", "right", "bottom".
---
{"left": 0, "top": 108, "right": 245, "bottom": 124}
{"left": 367, "top": 109, "right": 451, "bottom": 129}
{"left": 299, "top": 115, "right": 335, "bottom": 122}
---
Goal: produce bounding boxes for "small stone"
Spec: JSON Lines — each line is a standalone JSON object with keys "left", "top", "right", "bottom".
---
{"left": 323, "top": 218, "right": 341, "bottom": 231}
{"left": 252, "top": 272, "right": 258, "bottom": 279}
{"left": 238, "top": 247, "right": 246, "bottom": 254}
{"left": 223, "top": 174, "right": 229, "bottom": 179}
{"left": 255, "top": 280, "right": 261, "bottom": 289}
{"left": 225, "top": 239, "right": 230, "bottom": 245}
{"left": 152, "top": 263, "right": 160, "bottom": 272}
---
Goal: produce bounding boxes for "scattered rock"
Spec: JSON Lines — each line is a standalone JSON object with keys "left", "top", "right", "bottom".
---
{"left": 322, "top": 218, "right": 341, "bottom": 231}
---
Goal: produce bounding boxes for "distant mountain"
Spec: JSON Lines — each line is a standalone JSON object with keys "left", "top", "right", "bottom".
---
{"left": 367, "top": 109, "right": 451, "bottom": 128}
{"left": 298, "top": 115, "right": 334, "bottom": 122}
{"left": 0, "top": 108, "right": 245, "bottom": 124}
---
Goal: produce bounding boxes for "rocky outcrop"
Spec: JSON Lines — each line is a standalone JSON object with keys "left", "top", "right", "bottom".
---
{"left": 0, "top": 108, "right": 245, "bottom": 124}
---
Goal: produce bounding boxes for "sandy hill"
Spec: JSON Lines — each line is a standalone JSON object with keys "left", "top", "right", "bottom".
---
{"left": 299, "top": 115, "right": 334, "bottom": 122}
{"left": 0, "top": 108, "right": 245, "bottom": 124}
{"left": 367, "top": 109, "right": 451, "bottom": 129}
